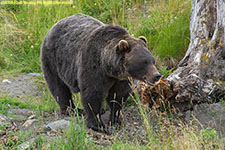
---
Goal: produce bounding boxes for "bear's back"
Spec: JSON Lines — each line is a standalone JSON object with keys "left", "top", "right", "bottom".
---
{"left": 44, "top": 14, "right": 104, "bottom": 51}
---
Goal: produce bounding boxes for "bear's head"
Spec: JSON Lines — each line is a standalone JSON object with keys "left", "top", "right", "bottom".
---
{"left": 117, "top": 36, "right": 161, "bottom": 85}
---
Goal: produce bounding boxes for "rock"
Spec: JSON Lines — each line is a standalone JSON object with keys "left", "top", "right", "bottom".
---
{"left": 28, "top": 115, "right": 36, "bottom": 120}
{"left": 22, "top": 119, "right": 37, "bottom": 128}
{"left": 16, "top": 134, "right": 57, "bottom": 150}
{"left": 2, "top": 79, "right": 11, "bottom": 84}
{"left": 44, "top": 120, "right": 80, "bottom": 132}
{"left": 185, "top": 102, "right": 225, "bottom": 137}
{"left": 17, "top": 138, "right": 36, "bottom": 150}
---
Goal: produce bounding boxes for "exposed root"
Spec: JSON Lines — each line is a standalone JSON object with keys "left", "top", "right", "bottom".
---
{"left": 137, "top": 78, "right": 179, "bottom": 113}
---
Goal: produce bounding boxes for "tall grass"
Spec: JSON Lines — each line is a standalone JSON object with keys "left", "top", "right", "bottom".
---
{"left": 27, "top": 91, "right": 224, "bottom": 149}
{"left": 0, "top": 0, "right": 191, "bottom": 73}
{"left": 0, "top": 5, "right": 79, "bottom": 72}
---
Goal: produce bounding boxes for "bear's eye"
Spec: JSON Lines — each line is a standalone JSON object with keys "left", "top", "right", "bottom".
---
{"left": 143, "top": 61, "right": 148, "bottom": 65}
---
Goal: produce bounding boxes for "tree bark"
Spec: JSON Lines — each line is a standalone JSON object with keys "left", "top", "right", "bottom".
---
{"left": 167, "top": 0, "right": 225, "bottom": 112}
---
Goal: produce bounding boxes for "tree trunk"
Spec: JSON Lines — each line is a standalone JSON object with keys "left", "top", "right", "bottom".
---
{"left": 167, "top": 0, "right": 225, "bottom": 112}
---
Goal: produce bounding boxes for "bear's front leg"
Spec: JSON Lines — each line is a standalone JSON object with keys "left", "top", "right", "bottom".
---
{"left": 80, "top": 87, "right": 107, "bottom": 132}
{"left": 107, "top": 80, "right": 132, "bottom": 126}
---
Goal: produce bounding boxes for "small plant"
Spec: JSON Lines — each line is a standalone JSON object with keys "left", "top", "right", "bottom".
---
{"left": 160, "top": 66, "right": 174, "bottom": 77}
{"left": 0, "top": 101, "right": 9, "bottom": 115}
{"left": 0, "top": 121, "right": 10, "bottom": 132}
{"left": 200, "top": 128, "right": 219, "bottom": 149}
{"left": 201, "top": 128, "right": 217, "bottom": 140}
{"left": 219, "top": 96, "right": 225, "bottom": 108}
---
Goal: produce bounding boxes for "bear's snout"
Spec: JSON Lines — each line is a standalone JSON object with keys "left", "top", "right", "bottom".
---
{"left": 143, "top": 65, "right": 161, "bottom": 86}
{"left": 153, "top": 74, "right": 161, "bottom": 82}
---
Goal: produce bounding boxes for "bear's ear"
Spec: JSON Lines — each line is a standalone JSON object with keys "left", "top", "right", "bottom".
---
{"left": 117, "top": 40, "right": 130, "bottom": 53}
{"left": 139, "top": 36, "right": 147, "bottom": 44}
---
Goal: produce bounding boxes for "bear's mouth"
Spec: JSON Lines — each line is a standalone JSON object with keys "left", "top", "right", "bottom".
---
{"left": 141, "top": 78, "right": 155, "bottom": 86}
{"left": 129, "top": 74, "right": 155, "bottom": 86}
{"left": 145, "top": 80, "right": 155, "bottom": 86}
{"left": 141, "top": 77, "right": 155, "bottom": 86}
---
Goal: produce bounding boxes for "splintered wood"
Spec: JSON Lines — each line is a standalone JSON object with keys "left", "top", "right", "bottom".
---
{"left": 138, "top": 78, "right": 178, "bottom": 111}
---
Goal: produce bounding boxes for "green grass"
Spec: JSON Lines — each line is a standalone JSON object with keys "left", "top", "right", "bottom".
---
{"left": 219, "top": 96, "right": 225, "bottom": 109}
{"left": 0, "top": 97, "right": 37, "bottom": 110}
{"left": 0, "top": 91, "right": 57, "bottom": 114}
{"left": 0, "top": 0, "right": 191, "bottom": 73}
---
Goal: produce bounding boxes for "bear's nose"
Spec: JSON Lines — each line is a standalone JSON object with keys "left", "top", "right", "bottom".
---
{"left": 153, "top": 74, "right": 161, "bottom": 82}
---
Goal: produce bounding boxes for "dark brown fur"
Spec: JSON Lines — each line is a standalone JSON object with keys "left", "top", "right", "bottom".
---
{"left": 41, "top": 14, "right": 160, "bottom": 132}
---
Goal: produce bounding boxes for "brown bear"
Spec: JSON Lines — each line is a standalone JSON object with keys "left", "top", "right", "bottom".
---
{"left": 41, "top": 14, "right": 161, "bottom": 132}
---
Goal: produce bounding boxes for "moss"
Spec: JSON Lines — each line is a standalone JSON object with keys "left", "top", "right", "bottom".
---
{"left": 215, "top": 78, "right": 225, "bottom": 85}
{"left": 201, "top": 63, "right": 206, "bottom": 69}
{"left": 201, "top": 52, "right": 211, "bottom": 69}
{"left": 207, "top": 40, "right": 211, "bottom": 47}
{"left": 200, "top": 39, "right": 207, "bottom": 45}
{"left": 201, "top": 20, "right": 209, "bottom": 29}
{"left": 209, "top": 49, "right": 216, "bottom": 53}
{"left": 218, "top": 42, "right": 224, "bottom": 48}
{"left": 211, "top": 40, "right": 216, "bottom": 48}
{"left": 215, "top": 27, "right": 223, "bottom": 47}
{"left": 200, "top": 14, "right": 207, "bottom": 18}
{"left": 201, "top": 20, "right": 207, "bottom": 25}
{"left": 201, "top": 52, "right": 209, "bottom": 63}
